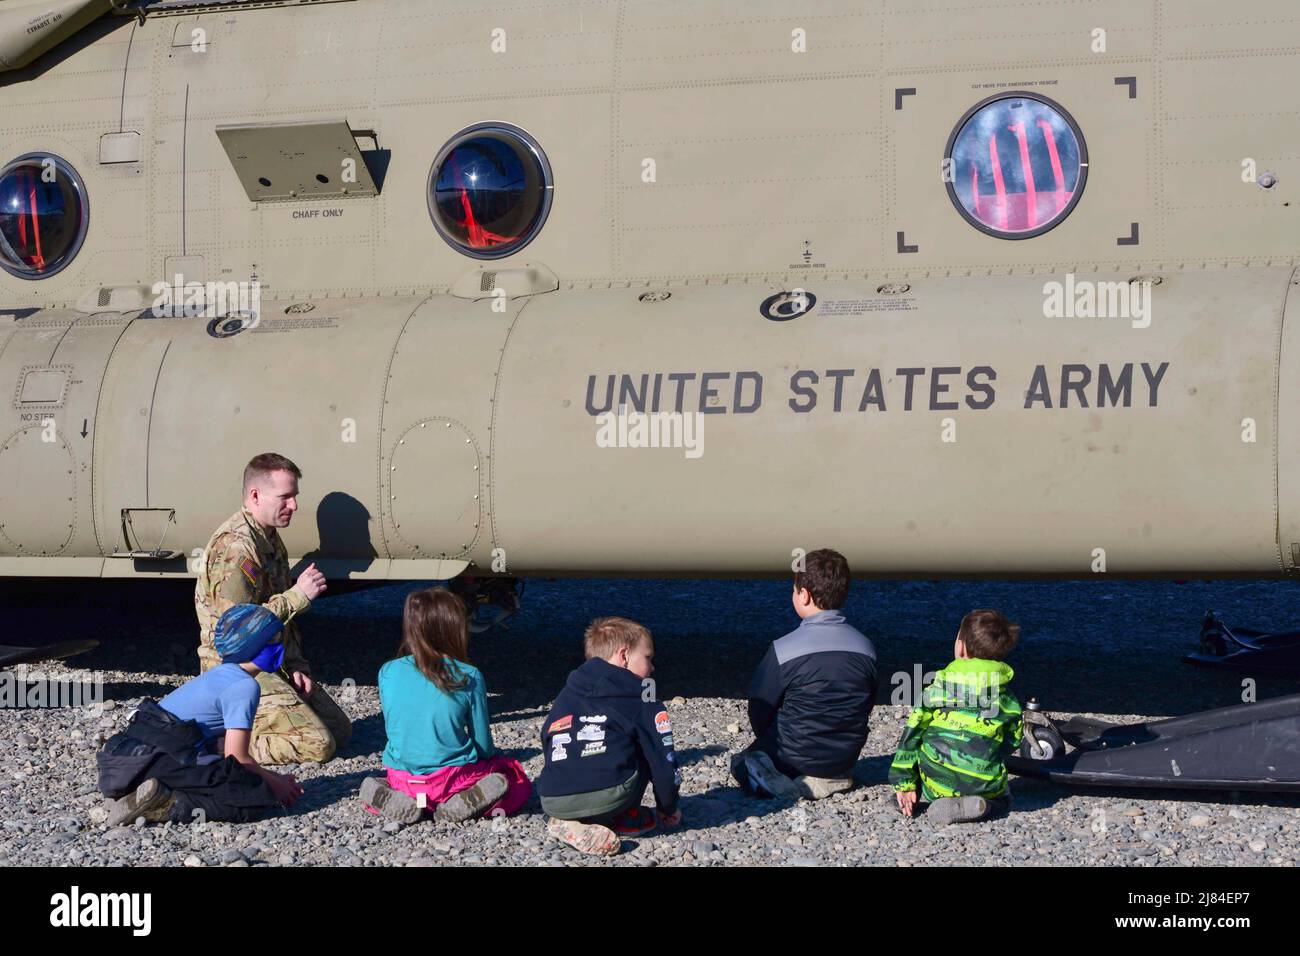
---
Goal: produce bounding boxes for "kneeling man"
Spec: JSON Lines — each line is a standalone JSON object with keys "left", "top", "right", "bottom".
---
{"left": 195, "top": 452, "right": 352, "bottom": 764}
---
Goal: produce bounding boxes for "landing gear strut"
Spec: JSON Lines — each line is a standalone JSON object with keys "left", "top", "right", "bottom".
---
{"left": 449, "top": 576, "right": 524, "bottom": 634}
{"left": 1019, "top": 698, "right": 1066, "bottom": 761}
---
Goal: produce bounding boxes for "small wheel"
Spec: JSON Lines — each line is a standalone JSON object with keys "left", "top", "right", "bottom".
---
{"left": 1020, "top": 725, "right": 1065, "bottom": 761}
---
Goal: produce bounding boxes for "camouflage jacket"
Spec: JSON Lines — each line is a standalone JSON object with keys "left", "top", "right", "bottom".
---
{"left": 888, "top": 658, "right": 1023, "bottom": 800}
{"left": 195, "top": 508, "right": 311, "bottom": 675}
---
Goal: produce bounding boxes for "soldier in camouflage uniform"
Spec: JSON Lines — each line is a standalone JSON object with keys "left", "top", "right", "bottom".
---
{"left": 195, "top": 452, "right": 353, "bottom": 765}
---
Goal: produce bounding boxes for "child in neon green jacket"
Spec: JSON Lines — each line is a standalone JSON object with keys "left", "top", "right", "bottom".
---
{"left": 889, "top": 609, "right": 1023, "bottom": 825}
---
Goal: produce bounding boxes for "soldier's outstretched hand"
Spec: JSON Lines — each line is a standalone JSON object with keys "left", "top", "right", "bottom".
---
{"left": 295, "top": 562, "right": 327, "bottom": 601}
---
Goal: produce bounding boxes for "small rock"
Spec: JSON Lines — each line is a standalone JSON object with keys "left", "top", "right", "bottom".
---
{"left": 221, "top": 848, "right": 245, "bottom": 864}
{"left": 383, "top": 821, "right": 403, "bottom": 835}
{"left": 1188, "top": 815, "right": 1213, "bottom": 828}
{"left": 183, "top": 855, "right": 203, "bottom": 868}
{"left": 725, "top": 723, "right": 740, "bottom": 734}
{"left": 1249, "top": 840, "right": 1267, "bottom": 853}
{"left": 786, "top": 835, "right": 803, "bottom": 847}
{"left": 692, "top": 841, "right": 716, "bottom": 856}
{"left": 88, "top": 806, "right": 109, "bottom": 825}
{"left": 101, "top": 700, "right": 117, "bottom": 711}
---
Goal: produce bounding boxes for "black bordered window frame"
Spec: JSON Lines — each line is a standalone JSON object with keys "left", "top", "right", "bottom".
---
{"left": 426, "top": 122, "right": 554, "bottom": 261}
{"left": 0, "top": 151, "right": 91, "bottom": 281}
{"left": 943, "top": 91, "right": 1088, "bottom": 241}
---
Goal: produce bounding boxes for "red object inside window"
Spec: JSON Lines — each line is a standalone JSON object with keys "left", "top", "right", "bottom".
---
{"left": 959, "top": 103, "right": 1078, "bottom": 234}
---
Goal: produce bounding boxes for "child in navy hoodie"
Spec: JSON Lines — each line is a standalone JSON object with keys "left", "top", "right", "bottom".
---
{"left": 537, "top": 617, "right": 682, "bottom": 856}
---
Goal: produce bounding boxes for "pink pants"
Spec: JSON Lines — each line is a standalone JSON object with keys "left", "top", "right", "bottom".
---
{"left": 372, "top": 754, "right": 532, "bottom": 818}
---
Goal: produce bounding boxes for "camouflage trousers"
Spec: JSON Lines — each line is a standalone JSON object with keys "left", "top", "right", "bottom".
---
{"left": 251, "top": 671, "right": 353, "bottom": 766}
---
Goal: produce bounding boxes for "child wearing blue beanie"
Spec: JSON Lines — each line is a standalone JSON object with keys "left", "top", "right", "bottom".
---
{"left": 96, "top": 604, "right": 305, "bottom": 826}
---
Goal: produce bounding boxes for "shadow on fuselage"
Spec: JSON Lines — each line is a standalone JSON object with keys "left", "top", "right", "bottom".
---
{"left": 294, "top": 491, "right": 379, "bottom": 580}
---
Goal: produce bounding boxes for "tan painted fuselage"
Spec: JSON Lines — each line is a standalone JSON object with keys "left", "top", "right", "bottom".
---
{"left": 0, "top": 0, "right": 1296, "bottom": 579}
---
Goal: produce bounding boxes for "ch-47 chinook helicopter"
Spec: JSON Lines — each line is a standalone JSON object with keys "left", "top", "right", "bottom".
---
{"left": 0, "top": 0, "right": 1298, "bottom": 613}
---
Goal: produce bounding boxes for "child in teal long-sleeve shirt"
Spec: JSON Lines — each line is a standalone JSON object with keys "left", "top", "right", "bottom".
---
{"left": 360, "top": 587, "right": 531, "bottom": 824}
{"left": 379, "top": 652, "right": 494, "bottom": 773}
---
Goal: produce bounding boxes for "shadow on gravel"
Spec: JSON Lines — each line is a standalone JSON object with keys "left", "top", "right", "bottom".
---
{"left": 503, "top": 746, "right": 541, "bottom": 763}
{"left": 101, "top": 680, "right": 178, "bottom": 701}
{"left": 290, "top": 769, "right": 375, "bottom": 814}
{"left": 13, "top": 576, "right": 1300, "bottom": 718}
{"left": 340, "top": 714, "right": 385, "bottom": 760}
{"left": 675, "top": 745, "right": 727, "bottom": 767}
{"left": 850, "top": 754, "right": 895, "bottom": 787}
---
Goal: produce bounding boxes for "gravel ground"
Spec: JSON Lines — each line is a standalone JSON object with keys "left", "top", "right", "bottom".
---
{"left": 1, "top": 577, "right": 1298, "bottom": 866}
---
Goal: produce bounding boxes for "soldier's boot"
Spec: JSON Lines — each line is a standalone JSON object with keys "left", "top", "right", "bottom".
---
{"left": 433, "top": 773, "right": 508, "bottom": 824}
{"left": 360, "top": 777, "right": 422, "bottom": 825}
{"left": 108, "top": 779, "right": 176, "bottom": 827}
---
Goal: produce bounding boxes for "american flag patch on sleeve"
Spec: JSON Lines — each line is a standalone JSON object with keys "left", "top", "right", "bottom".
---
{"left": 238, "top": 558, "right": 261, "bottom": 588}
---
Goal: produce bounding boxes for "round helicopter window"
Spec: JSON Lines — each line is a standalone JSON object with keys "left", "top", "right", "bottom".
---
{"left": 0, "top": 153, "right": 89, "bottom": 279}
{"left": 427, "top": 123, "right": 552, "bottom": 259}
{"left": 945, "top": 93, "right": 1087, "bottom": 239}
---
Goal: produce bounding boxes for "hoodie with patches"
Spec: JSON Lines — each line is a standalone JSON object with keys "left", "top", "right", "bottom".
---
{"left": 536, "top": 657, "right": 681, "bottom": 814}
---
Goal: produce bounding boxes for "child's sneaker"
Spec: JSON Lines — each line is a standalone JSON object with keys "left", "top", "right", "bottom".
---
{"left": 928, "top": 795, "right": 989, "bottom": 825}
{"left": 107, "top": 778, "right": 176, "bottom": 827}
{"left": 434, "top": 772, "right": 508, "bottom": 824}
{"left": 743, "top": 751, "right": 801, "bottom": 799}
{"left": 795, "top": 776, "right": 854, "bottom": 800}
{"left": 360, "top": 776, "right": 422, "bottom": 825}
{"left": 547, "top": 817, "right": 620, "bottom": 856}
{"left": 609, "top": 806, "right": 656, "bottom": 837}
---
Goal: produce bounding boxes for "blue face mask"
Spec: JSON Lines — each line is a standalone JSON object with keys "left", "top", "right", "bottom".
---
{"left": 251, "top": 642, "right": 285, "bottom": 673}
